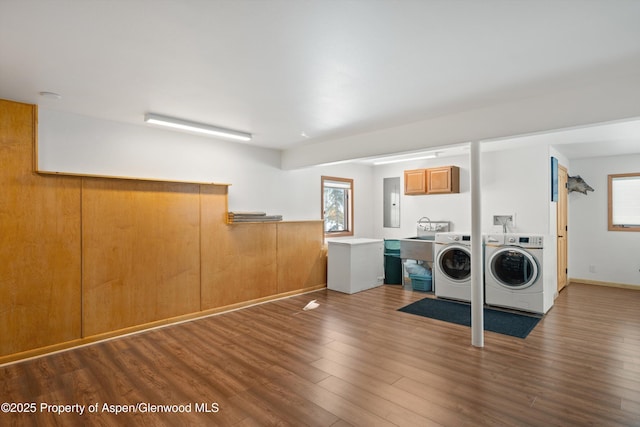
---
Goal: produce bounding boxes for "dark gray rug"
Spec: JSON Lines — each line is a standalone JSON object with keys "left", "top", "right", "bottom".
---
{"left": 398, "top": 297, "right": 541, "bottom": 338}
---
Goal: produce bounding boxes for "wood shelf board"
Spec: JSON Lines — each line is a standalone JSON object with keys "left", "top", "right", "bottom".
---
{"left": 36, "top": 170, "right": 231, "bottom": 186}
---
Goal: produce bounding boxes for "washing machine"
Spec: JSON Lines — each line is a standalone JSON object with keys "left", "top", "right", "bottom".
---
{"left": 484, "top": 233, "right": 552, "bottom": 314}
{"left": 434, "top": 232, "right": 472, "bottom": 302}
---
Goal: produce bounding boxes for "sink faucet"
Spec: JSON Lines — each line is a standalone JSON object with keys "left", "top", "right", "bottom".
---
{"left": 417, "top": 216, "right": 432, "bottom": 231}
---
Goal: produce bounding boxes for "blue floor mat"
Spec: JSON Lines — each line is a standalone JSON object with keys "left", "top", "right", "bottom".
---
{"left": 399, "top": 297, "right": 541, "bottom": 338}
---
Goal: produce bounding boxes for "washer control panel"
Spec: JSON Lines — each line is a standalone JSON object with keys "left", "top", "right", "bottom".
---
{"left": 435, "top": 232, "right": 471, "bottom": 244}
{"left": 506, "top": 234, "right": 543, "bottom": 247}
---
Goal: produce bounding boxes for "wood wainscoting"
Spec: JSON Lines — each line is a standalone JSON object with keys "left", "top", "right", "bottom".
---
{"left": 81, "top": 178, "right": 202, "bottom": 336}
{"left": 276, "top": 221, "right": 327, "bottom": 294}
{"left": 0, "top": 100, "right": 83, "bottom": 356}
{"left": 0, "top": 99, "right": 326, "bottom": 363}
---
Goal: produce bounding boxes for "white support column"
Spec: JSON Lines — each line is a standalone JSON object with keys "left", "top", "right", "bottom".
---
{"left": 470, "top": 141, "right": 484, "bottom": 347}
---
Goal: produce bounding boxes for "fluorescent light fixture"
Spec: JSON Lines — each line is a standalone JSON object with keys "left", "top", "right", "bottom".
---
{"left": 39, "top": 91, "right": 62, "bottom": 100}
{"left": 373, "top": 153, "right": 438, "bottom": 165}
{"left": 313, "top": 159, "right": 355, "bottom": 167}
{"left": 144, "top": 113, "right": 252, "bottom": 142}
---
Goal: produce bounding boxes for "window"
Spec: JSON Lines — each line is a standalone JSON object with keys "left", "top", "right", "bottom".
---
{"left": 608, "top": 172, "right": 640, "bottom": 232}
{"left": 321, "top": 176, "right": 354, "bottom": 237}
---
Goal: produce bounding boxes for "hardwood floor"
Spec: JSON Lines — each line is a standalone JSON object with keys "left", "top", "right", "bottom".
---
{"left": 1, "top": 283, "right": 639, "bottom": 426}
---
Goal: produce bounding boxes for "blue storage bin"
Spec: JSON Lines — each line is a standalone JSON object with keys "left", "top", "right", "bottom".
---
{"left": 409, "top": 274, "right": 433, "bottom": 292}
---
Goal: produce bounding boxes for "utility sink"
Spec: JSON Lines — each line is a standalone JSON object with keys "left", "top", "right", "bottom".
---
{"left": 405, "top": 235, "right": 435, "bottom": 241}
{"left": 399, "top": 219, "right": 448, "bottom": 262}
{"left": 399, "top": 236, "right": 434, "bottom": 261}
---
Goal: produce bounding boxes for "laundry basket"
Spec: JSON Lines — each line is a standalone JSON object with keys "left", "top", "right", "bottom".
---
{"left": 409, "top": 273, "right": 433, "bottom": 292}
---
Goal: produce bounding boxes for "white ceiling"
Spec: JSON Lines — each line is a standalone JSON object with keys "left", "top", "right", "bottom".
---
{"left": 2, "top": 0, "right": 640, "bottom": 159}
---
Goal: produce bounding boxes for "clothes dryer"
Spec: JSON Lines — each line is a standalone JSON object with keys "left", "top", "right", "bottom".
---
{"left": 434, "top": 232, "right": 472, "bottom": 302}
{"left": 484, "top": 234, "right": 552, "bottom": 314}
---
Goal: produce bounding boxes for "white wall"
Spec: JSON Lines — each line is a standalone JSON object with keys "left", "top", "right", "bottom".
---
{"left": 480, "top": 144, "right": 551, "bottom": 235}
{"left": 280, "top": 163, "right": 375, "bottom": 237}
{"left": 37, "top": 108, "right": 376, "bottom": 235}
{"left": 372, "top": 155, "right": 471, "bottom": 239}
{"left": 568, "top": 154, "right": 640, "bottom": 287}
{"left": 371, "top": 144, "right": 553, "bottom": 239}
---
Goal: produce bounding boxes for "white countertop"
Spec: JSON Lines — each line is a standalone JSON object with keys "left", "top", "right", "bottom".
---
{"left": 326, "top": 238, "right": 383, "bottom": 245}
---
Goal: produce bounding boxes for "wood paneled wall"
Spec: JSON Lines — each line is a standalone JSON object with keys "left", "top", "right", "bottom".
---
{"left": 0, "top": 100, "right": 82, "bottom": 356}
{"left": 201, "top": 185, "right": 279, "bottom": 309}
{"left": 0, "top": 99, "right": 326, "bottom": 362}
{"left": 82, "top": 179, "right": 202, "bottom": 336}
{"left": 277, "top": 222, "right": 326, "bottom": 293}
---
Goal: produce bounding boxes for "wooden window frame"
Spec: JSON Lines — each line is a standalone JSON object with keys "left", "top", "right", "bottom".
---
{"left": 321, "top": 176, "right": 354, "bottom": 238}
{"left": 608, "top": 172, "right": 640, "bottom": 232}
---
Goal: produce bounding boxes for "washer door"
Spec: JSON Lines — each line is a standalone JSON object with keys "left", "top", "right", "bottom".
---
{"left": 489, "top": 248, "right": 539, "bottom": 289}
{"left": 437, "top": 245, "right": 471, "bottom": 282}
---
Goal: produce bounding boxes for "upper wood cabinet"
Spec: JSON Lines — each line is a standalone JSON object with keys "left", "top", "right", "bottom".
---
{"left": 404, "top": 169, "right": 427, "bottom": 194}
{"left": 427, "top": 166, "right": 460, "bottom": 194}
{"left": 404, "top": 166, "right": 460, "bottom": 195}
